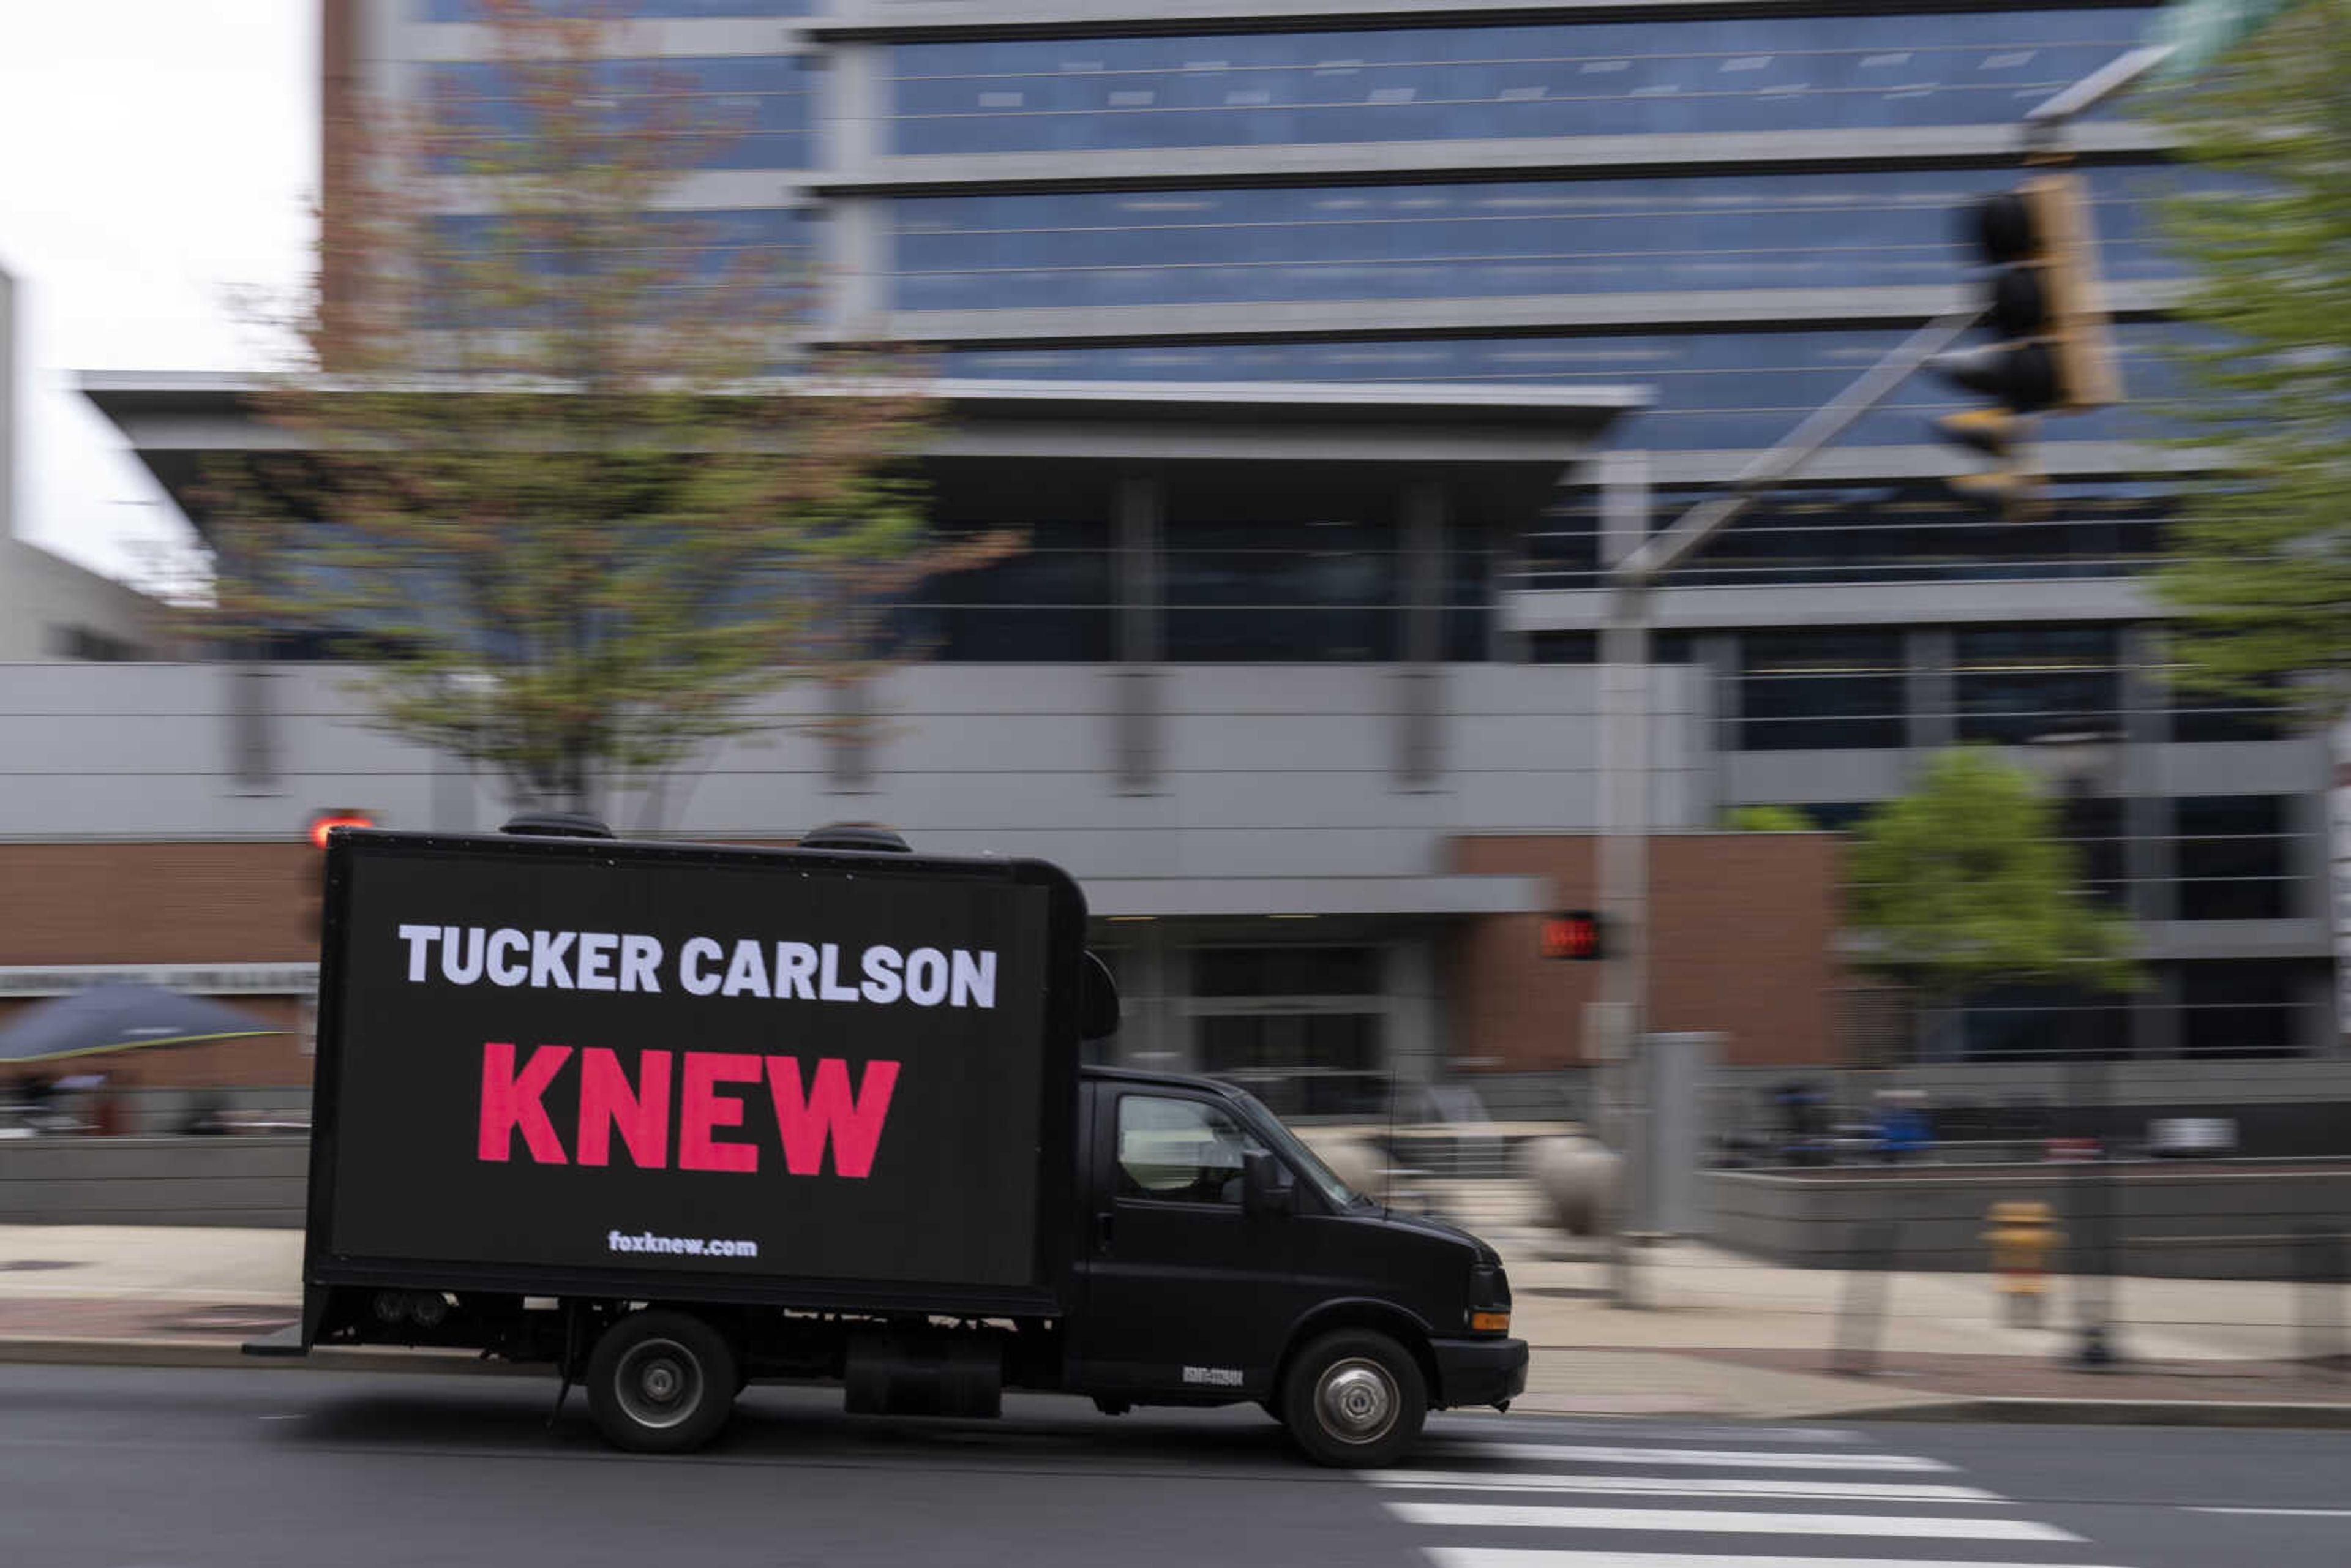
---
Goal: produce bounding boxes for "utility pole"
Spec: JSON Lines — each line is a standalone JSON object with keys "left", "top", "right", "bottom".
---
{"left": 1596, "top": 450, "right": 1650, "bottom": 1308}
{"left": 1591, "top": 312, "right": 1976, "bottom": 1310}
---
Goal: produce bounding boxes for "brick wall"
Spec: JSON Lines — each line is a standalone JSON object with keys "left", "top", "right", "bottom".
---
{"left": 0, "top": 842, "right": 315, "bottom": 1087}
{"left": 1446, "top": 832, "right": 1849, "bottom": 1070}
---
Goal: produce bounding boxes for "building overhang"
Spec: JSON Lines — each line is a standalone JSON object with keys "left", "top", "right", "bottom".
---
{"left": 81, "top": 372, "right": 1648, "bottom": 535}
{"left": 1084, "top": 873, "right": 1554, "bottom": 920}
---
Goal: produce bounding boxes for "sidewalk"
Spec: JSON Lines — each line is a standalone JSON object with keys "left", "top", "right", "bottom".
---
{"left": 3, "top": 1217, "right": 2347, "bottom": 1423}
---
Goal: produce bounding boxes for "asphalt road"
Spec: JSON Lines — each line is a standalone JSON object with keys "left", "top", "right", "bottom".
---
{"left": 1, "top": 1363, "right": 2347, "bottom": 1568}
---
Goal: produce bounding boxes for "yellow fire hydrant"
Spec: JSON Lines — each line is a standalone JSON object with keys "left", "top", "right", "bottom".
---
{"left": 1982, "top": 1201, "right": 2060, "bottom": 1327}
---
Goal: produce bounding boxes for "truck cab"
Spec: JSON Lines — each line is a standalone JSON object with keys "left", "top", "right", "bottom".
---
{"left": 1070, "top": 1066, "right": 1524, "bottom": 1464}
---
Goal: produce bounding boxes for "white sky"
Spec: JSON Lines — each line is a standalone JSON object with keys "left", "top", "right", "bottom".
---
{"left": 0, "top": 1, "right": 315, "bottom": 585}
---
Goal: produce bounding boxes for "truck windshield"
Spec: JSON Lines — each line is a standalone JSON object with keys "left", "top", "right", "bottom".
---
{"left": 1228, "top": 1090, "right": 1370, "bottom": 1211}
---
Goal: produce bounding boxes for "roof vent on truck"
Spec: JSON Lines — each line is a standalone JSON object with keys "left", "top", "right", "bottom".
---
{"left": 798, "top": 823, "right": 912, "bottom": 853}
{"left": 499, "top": 812, "right": 616, "bottom": 839}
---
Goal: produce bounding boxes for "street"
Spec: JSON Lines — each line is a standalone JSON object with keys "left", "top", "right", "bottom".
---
{"left": 0, "top": 1365, "right": 2345, "bottom": 1568}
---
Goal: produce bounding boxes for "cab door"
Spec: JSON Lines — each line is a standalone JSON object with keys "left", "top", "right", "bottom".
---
{"left": 1070, "top": 1087, "right": 1302, "bottom": 1398}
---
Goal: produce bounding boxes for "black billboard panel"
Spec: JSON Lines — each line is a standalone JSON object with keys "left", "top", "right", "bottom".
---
{"left": 313, "top": 835, "right": 1075, "bottom": 1293}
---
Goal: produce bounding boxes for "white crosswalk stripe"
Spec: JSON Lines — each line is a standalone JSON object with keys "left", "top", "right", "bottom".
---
{"left": 1420, "top": 1441, "right": 1954, "bottom": 1472}
{"left": 1376, "top": 1424, "right": 2131, "bottom": 1568}
{"left": 1369, "top": 1472, "right": 2000, "bottom": 1504}
{"left": 1387, "top": 1503, "right": 2076, "bottom": 1541}
{"left": 1425, "top": 1555, "right": 2131, "bottom": 1568}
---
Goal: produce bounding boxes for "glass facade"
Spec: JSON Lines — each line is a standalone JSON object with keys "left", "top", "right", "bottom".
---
{"left": 891, "top": 519, "right": 1116, "bottom": 663}
{"left": 421, "top": 1, "right": 813, "bottom": 18}
{"left": 892, "top": 165, "right": 2197, "bottom": 312}
{"left": 422, "top": 56, "right": 817, "bottom": 171}
{"left": 1520, "top": 481, "right": 2172, "bottom": 591}
{"left": 1738, "top": 630, "right": 1907, "bottom": 751}
{"left": 888, "top": 10, "right": 2158, "bottom": 154}
{"left": 946, "top": 328, "right": 2181, "bottom": 452}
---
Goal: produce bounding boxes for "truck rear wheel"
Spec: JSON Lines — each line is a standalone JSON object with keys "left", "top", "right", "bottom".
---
{"left": 585, "top": 1310, "right": 738, "bottom": 1454}
{"left": 1279, "top": 1329, "right": 1425, "bottom": 1468}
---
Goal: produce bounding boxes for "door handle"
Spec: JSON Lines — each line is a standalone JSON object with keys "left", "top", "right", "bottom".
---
{"left": 1095, "top": 1212, "right": 1115, "bottom": 1251}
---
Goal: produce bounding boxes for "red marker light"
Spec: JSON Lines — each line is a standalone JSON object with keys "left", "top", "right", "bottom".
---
{"left": 1540, "top": 911, "right": 1603, "bottom": 962}
{"left": 308, "top": 811, "right": 377, "bottom": 849}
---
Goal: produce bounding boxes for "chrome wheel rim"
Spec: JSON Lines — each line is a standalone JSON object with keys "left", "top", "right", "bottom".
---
{"left": 1314, "top": 1357, "right": 1398, "bottom": 1445}
{"left": 615, "top": 1338, "right": 703, "bottom": 1430}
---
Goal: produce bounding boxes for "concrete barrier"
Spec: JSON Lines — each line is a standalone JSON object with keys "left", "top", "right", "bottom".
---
{"left": 0, "top": 1136, "right": 308, "bottom": 1227}
{"left": 1707, "top": 1162, "right": 2351, "bottom": 1278}
{"left": 1523, "top": 1134, "right": 1621, "bottom": 1237}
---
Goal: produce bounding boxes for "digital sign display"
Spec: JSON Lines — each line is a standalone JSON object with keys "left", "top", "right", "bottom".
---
{"left": 320, "top": 840, "right": 1061, "bottom": 1289}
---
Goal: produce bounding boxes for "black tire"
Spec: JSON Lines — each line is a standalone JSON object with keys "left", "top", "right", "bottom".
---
{"left": 584, "top": 1309, "right": 738, "bottom": 1454}
{"left": 1278, "top": 1329, "right": 1427, "bottom": 1468}
{"left": 1258, "top": 1396, "right": 1284, "bottom": 1424}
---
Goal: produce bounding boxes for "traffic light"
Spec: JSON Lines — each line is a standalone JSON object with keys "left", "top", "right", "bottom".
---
{"left": 300, "top": 809, "right": 375, "bottom": 945}
{"left": 1930, "top": 173, "right": 2121, "bottom": 505}
{"left": 1541, "top": 910, "right": 1605, "bottom": 962}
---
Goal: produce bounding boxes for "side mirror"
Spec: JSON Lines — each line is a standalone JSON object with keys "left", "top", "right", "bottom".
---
{"left": 1080, "top": 951, "right": 1120, "bottom": 1042}
{"left": 1242, "top": 1150, "right": 1294, "bottom": 1219}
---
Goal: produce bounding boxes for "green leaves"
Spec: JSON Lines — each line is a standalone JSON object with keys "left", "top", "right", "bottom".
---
{"left": 2145, "top": 0, "right": 2351, "bottom": 719}
{"left": 1848, "top": 748, "right": 2140, "bottom": 1003}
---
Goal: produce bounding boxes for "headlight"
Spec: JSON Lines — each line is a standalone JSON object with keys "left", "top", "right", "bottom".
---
{"left": 1468, "top": 1260, "right": 1512, "bottom": 1334}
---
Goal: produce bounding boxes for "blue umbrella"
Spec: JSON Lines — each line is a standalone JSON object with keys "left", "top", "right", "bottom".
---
{"left": 0, "top": 984, "right": 283, "bottom": 1065}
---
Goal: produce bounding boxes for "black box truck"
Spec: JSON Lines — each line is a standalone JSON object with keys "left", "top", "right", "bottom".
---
{"left": 257, "top": 820, "right": 1524, "bottom": 1465}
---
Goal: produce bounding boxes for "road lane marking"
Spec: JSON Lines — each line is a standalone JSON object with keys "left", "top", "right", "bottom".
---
{"left": 1436, "top": 1442, "right": 1953, "bottom": 1472}
{"left": 1368, "top": 1472, "right": 1997, "bottom": 1503}
{"left": 1384, "top": 1502, "right": 2078, "bottom": 1541}
{"left": 1424, "top": 1553, "right": 2129, "bottom": 1568}
{"left": 1432, "top": 1421, "right": 1865, "bottom": 1445}
{"left": 2188, "top": 1506, "right": 2351, "bottom": 1517}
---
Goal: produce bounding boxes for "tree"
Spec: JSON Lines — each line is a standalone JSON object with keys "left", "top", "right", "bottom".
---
{"left": 2145, "top": 0, "right": 2351, "bottom": 718}
{"left": 198, "top": 0, "right": 993, "bottom": 816}
{"left": 1848, "top": 749, "right": 2137, "bottom": 1054}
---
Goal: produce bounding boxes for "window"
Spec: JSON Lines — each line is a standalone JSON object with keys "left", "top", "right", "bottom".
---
{"left": 890, "top": 165, "right": 2192, "bottom": 313}
{"left": 1162, "top": 519, "right": 1397, "bottom": 662}
{"left": 1738, "top": 630, "right": 1905, "bottom": 751}
{"left": 888, "top": 12, "right": 2156, "bottom": 155}
{"left": 2179, "top": 960, "right": 2312, "bottom": 1057}
{"left": 1193, "top": 946, "right": 1381, "bottom": 997}
{"left": 2170, "top": 685, "right": 2291, "bottom": 743}
{"left": 2053, "top": 794, "right": 2131, "bottom": 906}
{"left": 1960, "top": 984, "right": 2131, "bottom": 1061}
{"left": 421, "top": 55, "right": 817, "bottom": 173}
{"left": 423, "top": 1, "right": 812, "bottom": 17}
{"left": 2173, "top": 796, "right": 2295, "bottom": 921}
{"left": 1954, "top": 625, "right": 2121, "bottom": 744}
{"left": 945, "top": 323, "right": 2184, "bottom": 458}
{"left": 1199, "top": 1015, "right": 1385, "bottom": 1119}
{"left": 48, "top": 626, "right": 140, "bottom": 662}
{"left": 1115, "top": 1095, "right": 1265, "bottom": 1205}
{"left": 892, "top": 519, "right": 1114, "bottom": 662}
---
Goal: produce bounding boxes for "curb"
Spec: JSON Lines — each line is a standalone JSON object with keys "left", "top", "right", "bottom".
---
{"left": 0, "top": 1338, "right": 529, "bottom": 1376}
{"left": 1848, "top": 1395, "right": 2351, "bottom": 1428}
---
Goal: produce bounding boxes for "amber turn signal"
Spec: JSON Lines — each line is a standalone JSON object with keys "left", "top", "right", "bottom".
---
{"left": 1470, "top": 1311, "right": 1511, "bottom": 1334}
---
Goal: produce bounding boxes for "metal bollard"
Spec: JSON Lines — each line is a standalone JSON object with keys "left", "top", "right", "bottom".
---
{"left": 1982, "top": 1200, "right": 2060, "bottom": 1328}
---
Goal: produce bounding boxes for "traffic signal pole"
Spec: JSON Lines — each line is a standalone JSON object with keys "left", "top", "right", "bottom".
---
{"left": 1592, "top": 310, "right": 1976, "bottom": 1308}
{"left": 1596, "top": 451, "right": 1651, "bottom": 1310}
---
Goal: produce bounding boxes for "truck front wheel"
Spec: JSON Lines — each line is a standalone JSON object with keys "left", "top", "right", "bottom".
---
{"left": 585, "top": 1310, "right": 738, "bottom": 1454}
{"left": 1279, "top": 1329, "right": 1426, "bottom": 1468}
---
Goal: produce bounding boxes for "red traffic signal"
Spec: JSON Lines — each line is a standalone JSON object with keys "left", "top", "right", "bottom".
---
{"left": 1541, "top": 910, "right": 1605, "bottom": 962}
{"left": 307, "top": 810, "right": 377, "bottom": 850}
